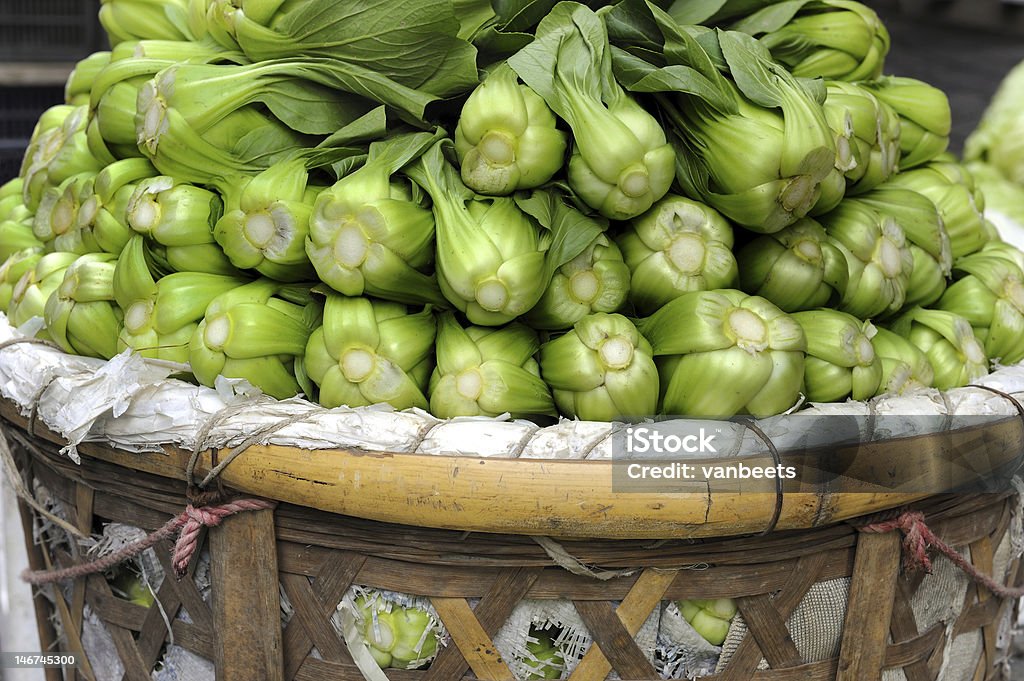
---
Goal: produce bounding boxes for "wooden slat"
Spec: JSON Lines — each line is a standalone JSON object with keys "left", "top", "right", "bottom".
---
{"left": 568, "top": 569, "right": 676, "bottom": 681}
{"left": 717, "top": 552, "right": 827, "bottom": 680}
{"left": 7, "top": 396, "right": 1021, "bottom": 540}
{"left": 970, "top": 653, "right": 986, "bottom": 681}
{"left": 211, "top": 508, "right": 284, "bottom": 681}
{"left": 170, "top": 621, "right": 215, "bottom": 660}
{"left": 431, "top": 597, "right": 515, "bottom": 681}
{"left": 970, "top": 537, "right": 998, "bottom": 675}
{"left": 953, "top": 599, "right": 1003, "bottom": 637}
{"left": 43, "top": 550, "right": 96, "bottom": 681}
{"left": 86, "top": 587, "right": 148, "bottom": 630}
{"left": 836, "top": 531, "right": 902, "bottom": 681}
{"left": 882, "top": 624, "right": 946, "bottom": 668}
{"left": 272, "top": 516, "right": 861, "bottom": 569}
{"left": 423, "top": 567, "right": 541, "bottom": 681}
{"left": 666, "top": 551, "right": 854, "bottom": 598}
{"left": 139, "top": 536, "right": 214, "bottom": 669}
{"left": 276, "top": 540, "right": 855, "bottom": 600}
{"left": 703, "top": 658, "right": 839, "bottom": 680}
{"left": 84, "top": 574, "right": 153, "bottom": 681}
{"left": 152, "top": 539, "right": 215, "bottom": 634}
{"left": 28, "top": 428, "right": 1011, "bottom": 568}
{"left": 737, "top": 594, "right": 803, "bottom": 668}
{"left": 71, "top": 483, "right": 94, "bottom": 647}
{"left": 573, "top": 600, "right": 659, "bottom": 679}
{"left": 282, "top": 552, "right": 365, "bottom": 681}
{"left": 134, "top": 541, "right": 196, "bottom": 670}
{"left": 280, "top": 574, "right": 349, "bottom": 663}
{"left": 14, "top": 494, "right": 66, "bottom": 681}
{"left": 889, "top": 578, "right": 931, "bottom": 681}
{"left": 294, "top": 657, "right": 426, "bottom": 681}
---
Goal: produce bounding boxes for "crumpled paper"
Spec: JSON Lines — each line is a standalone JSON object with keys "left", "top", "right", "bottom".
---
{"left": 2, "top": 312, "right": 1024, "bottom": 461}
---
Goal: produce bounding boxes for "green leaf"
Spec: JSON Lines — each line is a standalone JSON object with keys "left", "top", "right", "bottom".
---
{"left": 303, "top": 107, "right": 389, "bottom": 171}
{"left": 514, "top": 189, "right": 607, "bottom": 282}
{"left": 237, "top": 0, "right": 480, "bottom": 97}
{"left": 647, "top": 1, "right": 723, "bottom": 82}
{"left": 455, "top": 0, "right": 498, "bottom": 39}
{"left": 508, "top": 1, "right": 607, "bottom": 108}
{"left": 730, "top": 1, "right": 811, "bottom": 35}
{"left": 667, "top": 0, "right": 729, "bottom": 24}
{"left": 292, "top": 58, "right": 441, "bottom": 123}
{"left": 472, "top": 27, "right": 535, "bottom": 63}
{"left": 604, "top": 0, "right": 667, "bottom": 56}
{"left": 367, "top": 129, "right": 447, "bottom": 175}
{"left": 405, "top": 139, "right": 474, "bottom": 204}
{"left": 494, "top": 0, "right": 562, "bottom": 31}
{"left": 261, "top": 80, "right": 375, "bottom": 135}
{"left": 669, "top": 0, "right": 781, "bottom": 25}
{"left": 611, "top": 48, "right": 736, "bottom": 113}
{"left": 717, "top": 29, "right": 790, "bottom": 109}
{"left": 795, "top": 76, "right": 826, "bottom": 103}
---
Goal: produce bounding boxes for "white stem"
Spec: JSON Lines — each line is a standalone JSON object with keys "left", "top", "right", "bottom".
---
{"left": 855, "top": 336, "right": 875, "bottom": 365}
{"left": 876, "top": 236, "right": 904, "bottom": 278}
{"left": 334, "top": 224, "right": 369, "bottom": 268}
{"left": 341, "top": 348, "right": 376, "bottom": 383}
{"left": 599, "top": 336, "right": 634, "bottom": 370}
{"left": 479, "top": 131, "right": 516, "bottom": 166}
{"left": 795, "top": 238, "right": 822, "bottom": 263}
{"left": 619, "top": 168, "right": 650, "bottom": 199}
{"left": 569, "top": 270, "right": 600, "bottom": 304}
{"left": 476, "top": 279, "right": 509, "bottom": 312}
{"left": 727, "top": 308, "right": 768, "bottom": 352}
{"left": 130, "top": 200, "right": 160, "bottom": 232}
{"left": 243, "top": 212, "right": 276, "bottom": 249}
{"left": 668, "top": 233, "right": 706, "bottom": 275}
{"left": 204, "top": 315, "right": 230, "bottom": 351}
{"left": 455, "top": 369, "right": 484, "bottom": 401}
{"left": 780, "top": 175, "right": 814, "bottom": 213}
{"left": 963, "top": 338, "right": 986, "bottom": 366}
{"left": 124, "top": 300, "right": 154, "bottom": 334}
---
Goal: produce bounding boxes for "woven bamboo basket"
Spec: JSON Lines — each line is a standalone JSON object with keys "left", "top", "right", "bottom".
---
{"left": 5, "top": 389, "right": 1024, "bottom": 681}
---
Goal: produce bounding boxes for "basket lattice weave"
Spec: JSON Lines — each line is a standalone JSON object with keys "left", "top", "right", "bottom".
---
{"left": 7, "top": 400, "right": 1024, "bottom": 681}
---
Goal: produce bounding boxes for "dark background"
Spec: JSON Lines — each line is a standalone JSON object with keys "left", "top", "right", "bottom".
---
{"left": 865, "top": 0, "right": 1024, "bottom": 154}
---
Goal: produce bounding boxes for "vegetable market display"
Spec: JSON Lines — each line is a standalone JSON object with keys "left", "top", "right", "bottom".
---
{"left": 6, "top": 1, "right": 1024, "bottom": 676}
{"left": 5, "top": 0, "right": 1012, "bottom": 425}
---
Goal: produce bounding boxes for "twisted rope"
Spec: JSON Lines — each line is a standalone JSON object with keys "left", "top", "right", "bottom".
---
{"left": 860, "top": 510, "right": 1024, "bottom": 599}
{"left": 0, "top": 426, "right": 87, "bottom": 539}
{"left": 21, "top": 498, "right": 276, "bottom": 585}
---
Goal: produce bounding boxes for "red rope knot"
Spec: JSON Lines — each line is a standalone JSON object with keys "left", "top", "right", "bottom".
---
{"left": 171, "top": 499, "right": 276, "bottom": 578}
{"left": 20, "top": 497, "right": 276, "bottom": 586}
{"left": 860, "top": 511, "right": 933, "bottom": 573}
{"left": 858, "top": 509, "right": 1024, "bottom": 600}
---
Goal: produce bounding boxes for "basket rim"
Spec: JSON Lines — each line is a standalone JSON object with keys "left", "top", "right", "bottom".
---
{"left": 3, "top": 398, "right": 1021, "bottom": 539}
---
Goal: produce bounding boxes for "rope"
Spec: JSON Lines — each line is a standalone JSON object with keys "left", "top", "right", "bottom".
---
{"left": 859, "top": 510, "right": 1024, "bottom": 599}
{"left": 186, "top": 406, "right": 316, "bottom": 491}
{"left": 0, "top": 337, "right": 63, "bottom": 353}
{"left": 968, "top": 384, "right": 1024, "bottom": 427}
{"left": 196, "top": 411, "right": 315, "bottom": 489}
{"left": 0, "top": 426, "right": 87, "bottom": 540}
{"left": 532, "top": 536, "right": 637, "bottom": 581}
{"left": 21, "top": 498, "right": 276, "bottom": 585}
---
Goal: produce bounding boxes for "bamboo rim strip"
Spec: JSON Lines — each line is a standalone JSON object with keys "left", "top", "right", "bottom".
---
{"left": 2, "top": 398, "right": 1021, "bottom": 539}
